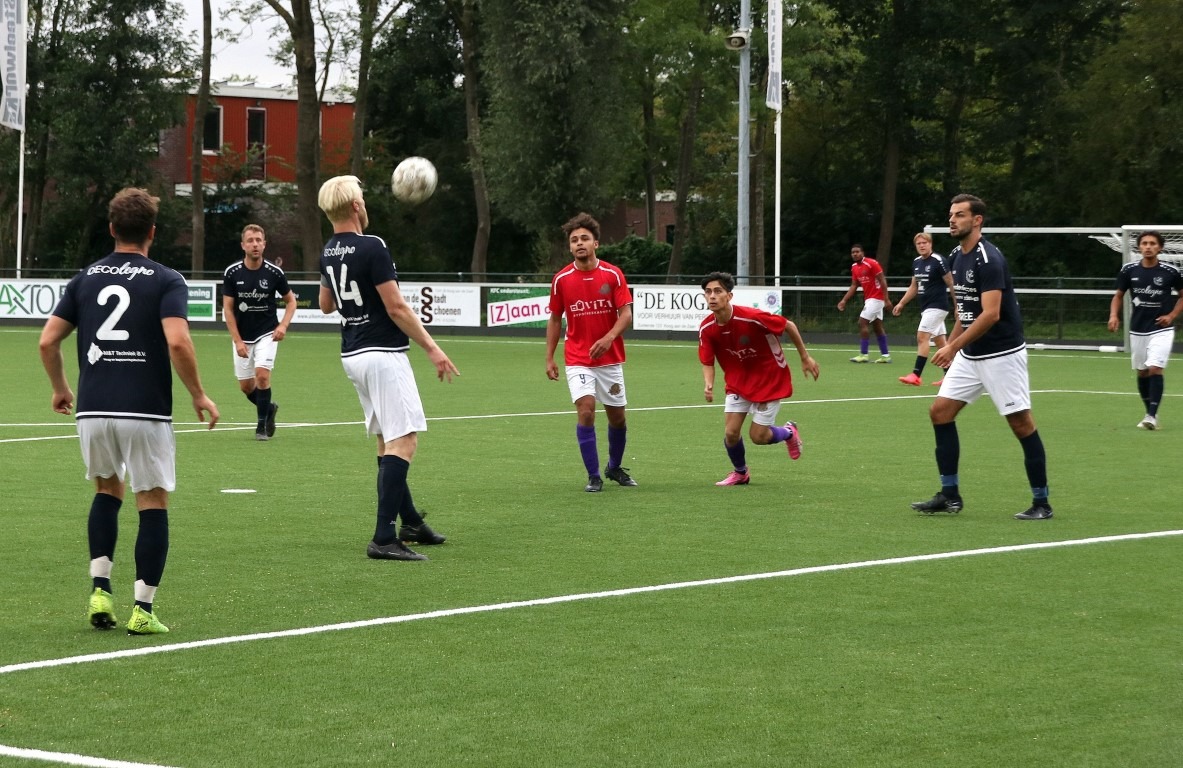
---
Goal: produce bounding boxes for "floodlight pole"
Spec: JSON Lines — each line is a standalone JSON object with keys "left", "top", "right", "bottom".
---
{"left": 735, "top": 0, "right": 752, "bottom": 285}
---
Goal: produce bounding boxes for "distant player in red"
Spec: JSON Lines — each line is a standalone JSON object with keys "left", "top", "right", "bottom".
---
{"left": 546, "top": 213, "right": 638, "bottom": 492}
{"left": 837, "top": 244, "right": 893, "bottom": 363}
{"left": 699, "top": 272, "right": 820, "bottom": 486}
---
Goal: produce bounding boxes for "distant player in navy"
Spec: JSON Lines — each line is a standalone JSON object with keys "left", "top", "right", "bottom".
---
{"left": 38, "top": 187, "right": 220, "bottom": 635}
{"left": 1107, "top": 231, "right": 1183, "bottom": 430}
{"left": 911, "top": 194, "right": 1053, "bottom": 521}
{"left": 892, "top": 232, "right": 954, "bottom": 386}
{"left": 223, "top": 224, "right": 297, "bottom": 441}
{"left": 317, "top": 175, "right": 459, "bottom": 562}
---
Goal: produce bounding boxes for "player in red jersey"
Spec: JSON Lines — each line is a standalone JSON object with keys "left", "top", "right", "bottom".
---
{"left": 546, "top": 213, "right": 638, "bottom": 492}
{"left": 699, "top": 272, "right": 820, "bottom": 486}
{"left": 837, "top": 244, "right": 893, "bottom": 363}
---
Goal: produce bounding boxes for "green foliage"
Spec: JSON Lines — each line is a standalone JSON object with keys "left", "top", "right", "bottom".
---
{"left": 597, "top": 234, "right": 672, "bottom": 277}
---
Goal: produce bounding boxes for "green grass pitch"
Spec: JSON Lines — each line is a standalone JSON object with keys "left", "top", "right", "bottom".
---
{"left": 1, "top": 325, "right": 1181, "bottom": 767}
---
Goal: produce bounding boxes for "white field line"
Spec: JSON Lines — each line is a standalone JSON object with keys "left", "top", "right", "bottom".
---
{"left": 0, "top": 389, "right": 1165, "bottom": 443}
{"left": 0, "top": 744, "right": 178, "bottom": 768}
{"left": 2, "top": 529, "right": 1180, "bottom": 680}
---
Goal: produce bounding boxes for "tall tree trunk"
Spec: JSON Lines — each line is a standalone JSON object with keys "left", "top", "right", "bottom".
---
{"left": 191, "top": 0, "right": 212, "bottom": 277}
{"left": 667, "top": 73, "right": 704, "bottom": 283}
{"left": 876, "top": 121, "right": 900, "bottom": 273}
{"left": 641, "top": 72, "right": 657, "bottom": 240}
{"left": 293, "top": 2, "right": 323, "bottom": 273}
{"left": 453, "top": 0, "right": 490, "bottom": 278}
{"left": 941, "top": 89, "right": 966, "bottom": 200}
{"left": 350, "top": 0, "right": 377, "bottom": 176}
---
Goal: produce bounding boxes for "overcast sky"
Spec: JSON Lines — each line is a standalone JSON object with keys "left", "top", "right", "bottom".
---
{"left": 179, "top": 0, "right": 296, "bottom": 87}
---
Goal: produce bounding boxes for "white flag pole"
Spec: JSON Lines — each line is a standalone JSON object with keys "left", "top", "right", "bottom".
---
{"left": 16, "top": 126, "right": 25, "bottom": 279}
{"left": 766, "top": 0, "right": 783, "bottom": 288}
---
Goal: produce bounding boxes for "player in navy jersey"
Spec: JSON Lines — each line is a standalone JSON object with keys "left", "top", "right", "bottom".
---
{"left": 223, "top": 224, "right": 297, "bottom": 441}
{"left": 317, "top": 175, "right": 459, "bottom": 561}
{"left": 892, "top": 232, "right": 954, "bottom": 386}
{"left": 698, "top": 272, "right": 818, "bottom": 486}
{"left": 910, "top": 194, "right": 1053, "bottom": 521}
{"left": 39, "top": 187, "right": 220, "bottom": 635}
{"left": 1107, "top": 231, "right": 1183, "bottom": 430}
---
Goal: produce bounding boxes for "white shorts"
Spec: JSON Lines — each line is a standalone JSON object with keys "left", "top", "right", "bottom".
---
{"left": 565, "top": 364, "right": 627, "bottom": 406}
{"left": 233, "top": 334, "right": 279, "bottom": 379}
{"left": 937, "top": 349, "right": 1031, "bottom": 416}
{"left": 77, "top": 418, "right": 176, "bottom": 493}
{"left": 1131, "top": 330, "right": 1174, "bottom": 371}
{"left": 341, "top": 351, "right": 427, "bottom": 440}
{"left": 917, "top": 308, "right": 949, "bottom": 338}
{"left": 859, "top": 298, "right": 885, "bottom": 322}
{"left": 723, "top": 394, "right": 783, "bottom": 426}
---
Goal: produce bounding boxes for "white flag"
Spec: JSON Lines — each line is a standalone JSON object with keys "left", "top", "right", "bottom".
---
{"left": 765, "top": 0, "right": 782, "bottom": 111}
{"left": 2, "top": 0, "right": 27, "bottom": 131}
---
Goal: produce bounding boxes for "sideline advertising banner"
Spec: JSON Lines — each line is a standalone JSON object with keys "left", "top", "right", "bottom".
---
{"left": 486, "top": 286, "right": 551, "bottom": 328}
{"left": 632, "top": 285, "right": 783, "bottom": 332}
{"left": 284, "top": 282, "right": 482, "bottom": 327}
{"left": 0, "top": 279, "right": 67, "bottom": 319}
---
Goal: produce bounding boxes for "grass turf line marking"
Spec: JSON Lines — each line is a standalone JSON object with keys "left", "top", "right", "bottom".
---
{"left": 2, "top": 529, "right": 1179, "bottom": 678}
{"left": 0, "top": 744, "right": 178, "bottom": 768}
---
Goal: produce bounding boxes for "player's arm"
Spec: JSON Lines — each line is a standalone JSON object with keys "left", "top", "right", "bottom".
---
{"left": 589, "top": 303, "right": 632, "bottom": 359}
{"left": 318, "top": 274, "right": 337, "bottom": 314}
{"left": 223, "top": 296, "right": 248, "bottom": 357}
{"left": 783, "top": 319, "right": 820, "bottom": 381}
{"left": 1158, "top": 288, "right": 1183, "bottom": 328}
{"left": 545, "top": 311, "right": 563, "bottom": 381}
{"left": 1107, "top": 289, "right": 1125, "bottom": 332}
{"left": 893, "top": 277, "right": 919, "bottom": 316}
{"left": 933, "top": 289, "right": 1001, "bottom": 368}
{"left": 38, "top": 315, "right": 76, "bottom": 415}
{"left": 162, "top": 316, "right": 219, "bottom": 429}
{"left": 375, "top": 280, "right": 458, "bottom": 382}
{"left": 837, "top": 278, "right": 857, "bottom": 311}
{"left": 702, "top": 363, "right": 716, "bottom": 402}
{"left": 274, "top": 291, "right": 297, "bottom": 341}
{"left": 877, "top": 272, "right": 893, "bottom": 311}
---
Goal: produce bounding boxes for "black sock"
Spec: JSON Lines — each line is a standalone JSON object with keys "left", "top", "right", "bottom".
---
{"left": 1019, "top": 430, "right": 1049, "bottom": 504}
{"left": 934, "top": 422, "right": 960, "bottom": 497}
{"left": 375, "top": 456, "right": 410, "bottom": 545}
{"left": 1147, "top": 374, "right": 1164, "bottom": 417}
{"left": 1137, "top": 376, "right": 1150, "bottom": 412}
{"left": 255, "top": 387, "right": 272, "bottom": 424}
{"left": 245, "top": 388, "right": 259, "bottom": 405}
{"left": 134, "top": 509, "right": 169, "bottom": 600}
{"left": 88, "top": 493, "right": 122, "bottom": 592}
{"left": 914, "top": 356, "right": 927, "bottom": 377}
{"left": 400, "top": 485, "right": 425, "bottom": 528}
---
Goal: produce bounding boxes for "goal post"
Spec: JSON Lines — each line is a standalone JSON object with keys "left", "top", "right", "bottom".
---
{"left": 921, "top": 225, "right": 1183, "bottom": 352}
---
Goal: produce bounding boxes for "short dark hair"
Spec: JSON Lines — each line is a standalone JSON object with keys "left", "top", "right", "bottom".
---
{"left": 1138, "top": 231, "right": 1164, "bottom": 247}
{"left": 108, "top": 187, "right": 159, "bottom": 245}
{"left": 701, "top": 271, "right": 735, "bottom": 291}
{"left": 951, "top": 193, "right": 987, "bottom": 218}
{"left": 562, "top": 212, "right": 600, "bottom": 241}
{"left": 850, "top": 243, "right": 864, "bottom": 252}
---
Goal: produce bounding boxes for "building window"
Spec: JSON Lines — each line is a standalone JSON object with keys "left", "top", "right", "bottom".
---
{"left": 247, "top": 108, "right": 266, "bottom": 180}
{"left": 202, "top": 106, "right": 222, "bottom": 154}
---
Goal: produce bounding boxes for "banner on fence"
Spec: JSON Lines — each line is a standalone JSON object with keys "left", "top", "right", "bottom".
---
{"left": 631, "top": 286, "right": 782, "bottom": 332}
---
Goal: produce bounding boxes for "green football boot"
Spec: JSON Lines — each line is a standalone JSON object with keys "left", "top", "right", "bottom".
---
{"left": 126, "top": 605, "right": 170, "bottom": 635}
{"left": 87, "top": 588, "right": 117, "bottom": 630}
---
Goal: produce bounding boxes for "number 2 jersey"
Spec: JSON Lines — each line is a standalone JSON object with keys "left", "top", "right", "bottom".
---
{"left": 52, "top": 252, "right": 189, "bottom": 421}
{"left": 319, "top": 231, "right": 409, "bottom": 357}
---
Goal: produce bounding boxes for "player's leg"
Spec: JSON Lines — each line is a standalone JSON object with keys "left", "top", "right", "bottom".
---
{"left": 748, "top": 400, "right": 800, "bottom": 461}
{"left": 124, "top": 421, "right": 177, "bottom": 634}
{"left": 912, "top": 355, "right": 975, "bottom": 514}
{"left": 78, "top": 419, "right": 126, "bottom": 629}
{"left": 566, "top": 367, "right": 603, "bottom": 490}
{"left": 979, "top": 351, "right": 1051, "bottom": 520}
{"left": 901, "top": 328, "right": 931, "bottom": 386}
{"left": 595, "top": 365, "right": 635, "bottom": 487}
{"left": 717, "top": 406, "right": 752, "bottom": 485}
{"left": 871, "top": 317, "right": 890, "bottom": 361}
{"left": 1142, "top": 329, "right": 1173, "bottom": 427}
{"left": 851, "top": 314, "right": 871, "bottom": 362}
{"left": 251, "top": 336, "right": 279, "bottom": 439}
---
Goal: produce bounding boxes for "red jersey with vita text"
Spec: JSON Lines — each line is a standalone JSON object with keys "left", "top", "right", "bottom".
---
{"left": 698, "top": 304, "right": 793, "bottom": 403}
{"left": 851, "top": 257, "right": 885, "bottom": 300}
{"left": 549, "top": 260, "right": 633, "bottom": 367}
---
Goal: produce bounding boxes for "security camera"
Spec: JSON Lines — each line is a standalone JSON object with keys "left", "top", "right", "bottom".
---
{"left": 725, "top": 29, "right": 750, "bottom": 51}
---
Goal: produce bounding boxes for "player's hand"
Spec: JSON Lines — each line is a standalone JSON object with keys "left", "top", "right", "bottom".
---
{"left": 1155, "top": 314, "right": 1173, "bottom": 328}
{"left": 704, "top": 384, "right": 713, "bottom": 402}
{"left": 892, "top": 304, "right": 902, "bottom": 317}
{"left": 546, "top": 360, "right": 560, "bottom": 381}
{"left": 884, "top": 301, "right": 894, "bottom": 313}
{"left": 273, "top": 326, "right": 287, "bottom": 342}
{"left": 235, "top": 341, "right": 248, "bottom": 358}
{"left": 589, "top": 335, "right": 613, "bottom": 359}
{"left": 800, "top": 355, "right": 820, "bottom": 381}
{"left": 194, "top": 395, "right": 220, "bottom": 430}
{"left": 836, "top": 301, "right": 846, "bottom": 312}
{"left": 931, "top": 347, "right": 954, "bottom": 369}
{"left": 51, "top": 388, "right": 74, "bottom": 415}
{"left": 1107, "top": 316, "right": 1119, "bottom": 332}
{"left": 428, "top": 348, "right": 459, "bottom": 382}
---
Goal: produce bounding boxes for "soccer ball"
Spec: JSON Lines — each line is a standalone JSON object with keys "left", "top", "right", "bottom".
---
{"left": 391, "top": 157, "right": 438, "bottom": 205}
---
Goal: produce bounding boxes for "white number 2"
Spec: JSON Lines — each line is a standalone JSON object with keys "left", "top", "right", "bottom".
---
{"left": 95, "top": 285, "right": 131, "bottom": 341}
{"left": 327, "top": 263, "right": 363, "bottom": 306}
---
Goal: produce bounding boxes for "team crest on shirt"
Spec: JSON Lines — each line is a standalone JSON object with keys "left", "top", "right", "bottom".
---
{"left": 965, "top": 269, "right": 975, "bottom": 282}
{"left": 1154, "top": 277, "right": 1164, "bottom": 286}
{"left": 739, "top": 334, "right": 750, "bottom": 346}
{"left": 599, "top": 283, "right": 611, "bottom": 295}
{"left": 260, "top": 279, "right": 270, "bottom": 290}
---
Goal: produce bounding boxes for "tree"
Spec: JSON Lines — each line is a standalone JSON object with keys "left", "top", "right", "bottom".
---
{"left": 191, "top": 0, "right": 213, "bottom": 276}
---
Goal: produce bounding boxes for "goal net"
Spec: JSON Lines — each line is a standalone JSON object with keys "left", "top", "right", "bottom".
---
{"left": 1091, "top": 225, "right": 1183, "bottom": 352}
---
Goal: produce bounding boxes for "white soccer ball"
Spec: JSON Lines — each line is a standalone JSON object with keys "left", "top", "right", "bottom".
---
{"left": 391, "top": 156, "right": 438, "bottom": 205}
